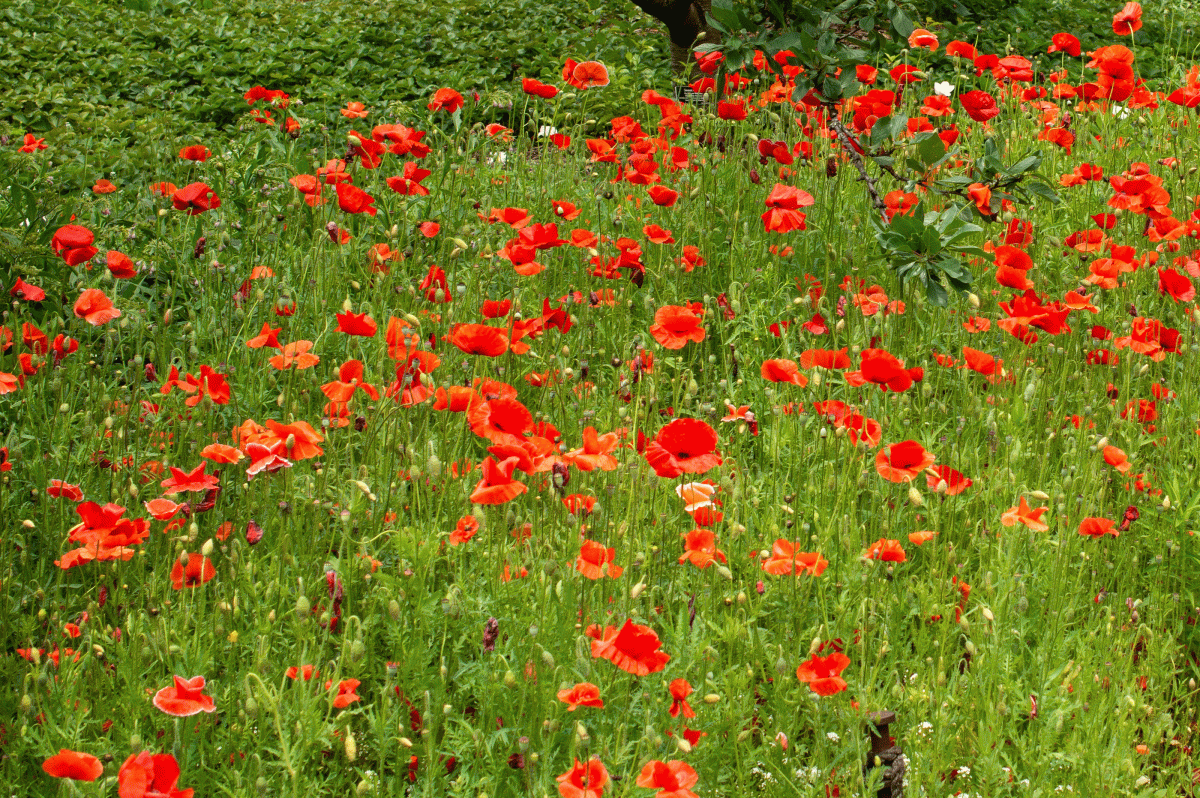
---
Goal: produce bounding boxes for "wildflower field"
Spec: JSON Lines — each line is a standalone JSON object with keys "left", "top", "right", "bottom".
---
{"left": 2, "top": 0, "right": 1200, "bottom": 795}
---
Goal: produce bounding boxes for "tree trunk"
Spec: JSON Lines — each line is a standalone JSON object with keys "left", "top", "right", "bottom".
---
{"left": 629, "top": 0, "right": 721, "bottom": 74}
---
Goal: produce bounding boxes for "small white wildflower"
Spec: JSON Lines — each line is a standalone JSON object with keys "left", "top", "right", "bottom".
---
{"left": 934, "top": 81, "right": 955, "bottom": 96}
{"left": 957, "top": 765, "right": 971, "bottom": 779}
{"left": 826, "top": 731, "right": 840, "bottom": 743}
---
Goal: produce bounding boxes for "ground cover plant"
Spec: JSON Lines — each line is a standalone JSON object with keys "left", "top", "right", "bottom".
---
{"left": 3, "top": 1, "right": 1200, "bottom": 796}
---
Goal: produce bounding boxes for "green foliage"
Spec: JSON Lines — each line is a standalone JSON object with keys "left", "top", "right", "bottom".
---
{"left": 873, "top": 202, "right": 983, "bottom": 305}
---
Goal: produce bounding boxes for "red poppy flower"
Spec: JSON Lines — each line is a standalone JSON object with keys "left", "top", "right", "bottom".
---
{"left": 875, "top": 440, "right": 936, "bottom": 483}
{"left": 649, "top": 305, "right": 704, "bottom": 349}
{"left": 796, "top": 651, "right": 851, "bottom": 696}
{"left": 20, "top": 133, "right": 47, "bottom": 153}
{"left": 335, "top": 311, "right": 378, "bottom": 336}
{"left": 170, "top": 553, "right": 216, "bottom": 589}
{"left": 178, "top": 144, "right": 211, "bottom": 161}
{"left": 269, "top": 340, "right": 320, "bottom": 370}
{"left": 557, "top": 682, "right": 604, "bottom": 710}
{"left": 637, "top": 760, "right": 700, "bottom": 798}
{"left": 427, "top": 87, "right": 465, "bottom": 112}
{"left": 469, "top": 456, "right": 527, "bottom": 505}
{"left": 644, "top": 418, "right": 722, "bottom": 478}
{"left": 864, "top": 537, "right": 907, "bottom": 563}
{"left": 446, "top": 323, "right": 510, "bottom": 357}
{"left": 42, "top": 749, "right": 104, "bottom": 781}
{"left": 51, "top": 224, "right": 98, "bottom": 266}
{"left": 1112, "top": 2, "right": 1142, "bottom": 35}
{"left": 1048, "top": 32, "right": 1081, "bottom": 57}
{"left": 647, "top": 185, "right": 679, "bottom": 207}
{"left": 117, "top": 752, "right": 190, "bottom": 798}
{"left": 522, "top": 78, "right": 559, "bottom": 98}
{"left": 570, "top": 61, "right": 610, "bottom": 89}
{"left": 449, "top": 515, "right": 479, "bottom": 546}
{"left": 761, "top": 539, "right": 827, "bottom": 576}
{"left": 959, "top": 90, "right": 1000, "bottom": 122}
{"left": 160, "top": 462, "right": 219, "bottom": 495}
{"left": 172, "top": 182, "right": 221, "bottom": 215}
{"left": 590, "top": 619, "right": 670, "bottom": 675}
{"left": 679, "top": 528, "right": 726, "bottom": 569}
{"left": 326, "top": 678, "right": 362, "bottom": 708}
{"left": 10, "top": 276, "right": 44, "bottom": 301}
{"left": 286, "top": 664, "right": 319, "bottom": 681}
{"left": 73, "top": 289, "right": 121, "bottom": 326}
{"left": 153, "top": 675, "right": 216, "bottom": 717}
{"left": 336, "top": 183, "right": 377, "bottom": 216}
{"left": 575, "top": 540, "right": 623, "bottom": 579}
{"left": 668, "top": 678, "right": 696, "bottom": 718}
{"left": 1001, "top": 497, "right": 1049, "bottom": 531}
{"left": 557, "top": 757, "right": 609, "bottom": 798}
{"left": 760, "top": 358, "right": 808, "bottom": 386}
{"left": 925, "top": 465, "right": 972, "bottom": 495}
{"left": 851, "top": 348, "right": 921, "bottom": 392}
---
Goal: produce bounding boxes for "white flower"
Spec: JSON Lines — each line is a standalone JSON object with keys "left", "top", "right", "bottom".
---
{"left": 826, "top": 731, "right": 841, "bottom": 742}
{"left": 1111, "top": 104, "right": 1130, "bottom": 119}
{"left": 537, "top": 125, "right": 559, "bottom": 137}
{"left": 934, "top": 81, "right": 955, "bottom": 96}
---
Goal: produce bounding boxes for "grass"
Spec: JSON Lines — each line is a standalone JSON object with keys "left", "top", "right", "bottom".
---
{"left": 1, "top": 0, "right": 1199, "bottom": 796}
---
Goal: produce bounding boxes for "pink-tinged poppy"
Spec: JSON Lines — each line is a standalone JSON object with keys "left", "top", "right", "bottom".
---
{"left": 172, "top": 182, "right": 220, "bottom": 214}
{"left": 42, "top": 749, "right": 103, "bottom": 781}
{"left": 907, "top": 28, "right": 938, "bottom": 51}
{"left": 153, "top": 675, "right": 216, "bottom": 716}
{"left": 569, "top": 60, "right": 610, "bottom": 89}
{"left": 73, "top": 289, "right": 121, "bottom": 326}
{"left": 875, "top": 440, "right": 936, "bottom": 483}
{"left": 796, "top": 651, "right": 851, "bottom": 696}
{"left": 427, "top": 87, "right": 464, "bottom": 112}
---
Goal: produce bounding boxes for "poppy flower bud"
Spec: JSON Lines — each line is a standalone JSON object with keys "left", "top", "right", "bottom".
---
{"left": 676, "top": 737, "right": 693, "bottom": 754}
{"left": 503, "top": 670, "right": 517, "bottom": 688}
{"left": 344, "top": 731, "right": 357, "bottom": 762}
{"left": 908, "top": 487, "right": 924, "bottom": 506}
{"left": 399, "top": 736, "right": 413, "bottom": 748}
{"left": 201, "top": 538, "right": 214, "bottom": 558}
{"left": 295, "top": 596, "right": 311, "bottom": 619}
{"left": 630, "top": 581, "right": 647, "bottom": 599}
{"left": 575, "top": 722, "right": 589, "bottom": 742}
{"left": 737, "top": 728, "right": 753, "bottom": 742}
{"left": 1030, "top": 490, "right": 1050, "bottom": 500}
{"left": 178, "top": 551, "right": 190, "bottom": 567}
{"left": 285, "top": 434, "right": 296, "bottom": 451}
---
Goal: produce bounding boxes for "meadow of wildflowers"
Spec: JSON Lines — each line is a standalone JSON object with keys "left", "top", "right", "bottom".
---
{"left": 2, "top": 1, "right": 1199, "bottom": 796}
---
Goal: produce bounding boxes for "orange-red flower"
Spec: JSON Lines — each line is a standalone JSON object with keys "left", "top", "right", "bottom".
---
{"left": 668, "top": 678, "right": 695, "bottom": 718}
{"left": 575, "top": 540, "right": 623, "bottom": 579}
{"left": 42, "top": 749, "right": 103, "bottom": 781}
{"left": 446, "top": 323, "right": 510, "bottom": 357}
{"left": 760, "top": 358, "right": 808, "bottom": 386}
{"left": 326, "top": 678, "right": 362, "bottom": 708}
{"left": 590, "top": 619, "right": 670, "bottom": 676}
{"left": 649, "top": 305, "right": 705, "bottom": 349}
{"left": 557, "top": 757, "right": 609, "bottom": 798}
{"left": 73, "top": 289, "right": 121, "bottom": 326}
{"left": 563, "top": 427, "right": 622, "bottom": 471}
{"left": 796, "top": 651, "right": 851, "bottom": 696}
{"left": 557, "top": 682, "right": 604, "bottom": 710}
{"left": 427, "top": 87, "right": 465, "bottom": 112}
{"left": 449, "top": 515, "right": 479, "bottom": 546}
{"left": 172, "top": 182, "right": 220, "bottom": 214}
{"left": 160, "top": 462, "right": 219, "bottom": 495}
{"left": 117, "top": 752, "right": 190, "bottom": 798}
{"left": 1103, "top": 444, "right": 1132, "bottom": 473}
{"left": 568, "top": 60, "right": 610, "bottom": 89}
{"left": 644, "top": 418, "right": 722, "bottom": 478}
{"left": 269, "top": 340, "right": 320, "bottom": 370}
{"left": 636, "top": 760, "right": 700, "bottom": 798}
{"left": 761, "top": 539, "right": 828, "bottom": 576}
{"left": 864, "top": 538, "right": 907, "bottom": 563}
{"left": 875, "top": 440, "right": 936, "bottom": 483}
{"left": 153, "top": 675, "right": 216, "bottom": 717}
{"left": 1079, "top": 517, "right": 1118, "bottom": 538}
{"left": 52, "top": 224, "right": 98, "bottom": 265}
{"left": 678, "top": 528, "right": 727, "bottom": 569}
{"left": 1112, "top": 2, "right": 1142, "bottom": 36}
{"left": 335, "top": 311, "right": 377, "bottom": 336}
{"left": 170, "top": 553, "right": 216, "bottom": 589}
{"left": 1001, "top": 497, "right": 1049, "bottom": 531}
{"left": 469, "top": 456, "right": 527, "bottom": 504}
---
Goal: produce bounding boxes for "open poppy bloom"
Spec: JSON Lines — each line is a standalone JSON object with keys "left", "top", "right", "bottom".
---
{"left": 668, "top": 678, "right": 696, "bottom": 718}
{"left": 427, "top": 87, "right": 465, "bottom": 112}
{"left": 590, "top": 619, "right": 670, "bottom": 675}
{"left": 566, "top": 60, "right": 610, "bottom": 89}
{"left": 926, "top": 465, "right": 972, "bottom": 495}
{"left": 679, "top": 528, "right": 727, "bottom": 569}
{"left": 1078, "top": 517, "right": 1118, "bottom": 538}
{"left": 73, "top": 289, "right": 121, "bottom": 326}
{"left": 326, "top": 678, "right": 362, "bottom": 708}
{"left": 117, "top": 752, "right": 191, "bottom": 798}
{"left": 1001, "top": 497, "right": 1049, "bottom": 532}
{"left": 796, "top": 651, "right": 851, "bottom": 696}
{"left": 153, "top": 675, "right": 216, "bottom": 717}
{"left": 557, "top": 682, "right": 604, "bottom": 710}
{"left": 649, "top": 305, "right": 705, "bottom": 349}
{"left": 637, "top": 760, "right": 700, "bottom": 798}
{"left": 172, "top": 182, "right": 220, "bottom": 214}
{"left": 864, "top": 538, "right": 907, "bottom": 563}
{"left": 644, "top": 418, "right": 722, "bottom": 478}
{"left": 557, "top": 757, "right": 609, "bottom": 798}
{"left": 160, "top": 462, "right": 219, "bottom": 495}
{"left": 51, "top": 224, "right": 98, "bottom": 266}
{"left": 42, "top": 749, "right": 104, "bottom": 781}
{"left": 575, "top": 540, "right": 623, "bottom": 579}
{"left": 761, "top": 539, "right": 828, "bottom": 576}
{"left": 760, "top": 358, "right": 808, "bottom": 386}
{"left": 469, "top": 456, "right": 527, "bottom": 505}
{"left": 875, "top": 441, "right": 936, "bottom": 483}
{"left": 171, "top": 553, "right": 216, "bottom": 589}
